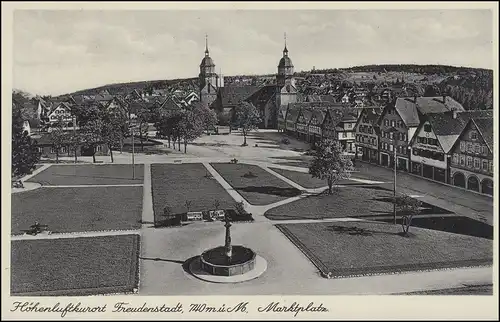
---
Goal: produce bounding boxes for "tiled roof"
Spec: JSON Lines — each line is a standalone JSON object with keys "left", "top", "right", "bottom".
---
{"left": 473, "top": 118, "right": 494, "bottom": 151}
{"left": 160, "top": 96, "right": 182, "bottom": 110}
{"left": 311, "top": 108, "right": 326, "bottom": 124}
{"left": 219, "top": 86, "right": 260, "bottom": 107}
{"left": 299, "top": 109, "right": 313, "bottom": 124}
{"left": 394, "top": 96, "right": 464, "bottom": 127}
{"left": 285, "top": 105, "right": 301, "bottom": 123}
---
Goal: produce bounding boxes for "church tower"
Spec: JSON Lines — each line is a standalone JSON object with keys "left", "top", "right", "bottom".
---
{"left": 276, "top": 33, "right": 297, "bottom": 111}
{"left": 199, "top": 35, "right": 218, "bottom": 108}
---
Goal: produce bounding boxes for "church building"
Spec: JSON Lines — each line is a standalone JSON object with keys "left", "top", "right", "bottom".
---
{"left": 200, "top": 34, "right": 298, "bottom": 129}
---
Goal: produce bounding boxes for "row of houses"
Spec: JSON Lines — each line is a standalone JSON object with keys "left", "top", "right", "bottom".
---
{"left": 280, "top": 95, "right": 494, "bottom": 196}
{"left": 14, "top": 88, "right": 197, "bottom": 159}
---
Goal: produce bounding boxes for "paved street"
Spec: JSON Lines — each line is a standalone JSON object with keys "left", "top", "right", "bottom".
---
{"left": 41, "top": 130, "right": 494, "bottom": 296}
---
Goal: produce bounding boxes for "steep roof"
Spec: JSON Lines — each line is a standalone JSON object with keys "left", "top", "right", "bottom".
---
{"left": 298, "top": 108, "right": 313, "bottom": 124}
{"left": 473, "top": 118, "right": 494, "bottom": 152}
{"left": 219, "top": 86, "right": 260, "bottom": 107}
{"left": 311, "top": 108, "right": 326, "bottom": 125}
{"left": 394, "top": 96, "right": 465, "bottom": 127}
{"left": 246, "top": 85, "right": 276, "bottom": 108}
{"left": 418, "top": 110, "right": 493, "bottom": 153}
{"left": 160, "top": 96, "right": 182, "bottom": 110}
{"left": 285, "top": 105, "right": 301, "bottom": 123}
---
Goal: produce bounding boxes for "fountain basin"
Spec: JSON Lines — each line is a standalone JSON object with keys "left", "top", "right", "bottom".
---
{"left": 200, "top": 245, "right": 256, "bottom": 276}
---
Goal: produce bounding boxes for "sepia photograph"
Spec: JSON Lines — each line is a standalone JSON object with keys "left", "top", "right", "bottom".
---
{"left": 2, "top": 1, "right": 498, "bottom": 320}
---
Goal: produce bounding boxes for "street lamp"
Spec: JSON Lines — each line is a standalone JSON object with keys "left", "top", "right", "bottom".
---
{"left": 387, "top": 126, "right": 398, "bottom": 224}
{"left": 130, "top": 116, "right": 136, "bottom": 179}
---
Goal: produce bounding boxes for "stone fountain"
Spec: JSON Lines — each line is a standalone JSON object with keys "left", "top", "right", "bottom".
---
{"left": 189, "top": 214, "right": 267, "bottom": 283}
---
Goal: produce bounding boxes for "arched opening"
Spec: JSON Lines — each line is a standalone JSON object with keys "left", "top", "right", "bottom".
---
{"left": 481, "top": 178, "right": 493, "bottom": 196}
{"left": 453, "top": 172, "right": 466, "bottom": 188}
{"left": 467, "top": 175, "right": 480, "bottom": 192}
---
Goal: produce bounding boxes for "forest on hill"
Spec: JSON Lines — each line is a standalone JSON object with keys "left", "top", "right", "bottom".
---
{"left": 29, "top": 64, "right": 491, "bottom": 111}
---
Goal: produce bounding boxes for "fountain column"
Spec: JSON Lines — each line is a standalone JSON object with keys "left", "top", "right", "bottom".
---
{"left": 224, "top": 214, "right": 232, "bottom": 263}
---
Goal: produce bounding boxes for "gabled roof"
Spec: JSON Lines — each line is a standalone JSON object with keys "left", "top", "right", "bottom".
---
{"left": 160, "top": 96, "right": 182, "bottom": 110}
{"left": 393, "top": 96, "right": 465, "bottom": 127}
{"left": 48, "top": 102, "right": 72, "bottom": 115}
{"left": 311, "top": 109, "right": 326, "bottom": 125}
{"left": 285, "top": 105, "right": 301, "bottom": 123}
{"left": 219, "top": 86, "right": 260, "bottom": 107}
{"left": 472, "top": 118, "right": 493, "bottom": 152}
{"left": 297, "top": 108, "right": 313, "bottom": 124}
{"left": 414, "top": 110, "right": 493, "bottom": 153}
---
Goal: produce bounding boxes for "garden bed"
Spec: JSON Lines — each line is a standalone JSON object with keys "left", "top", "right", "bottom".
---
{"left": 276, "top": 221, "right": 493, "bottom": 278}
{"left": 11, "top": 235, "right": 140, "bottom": 296}
{"left": 151, "top": 163, "right": 235, "bottom": 226}
{"left": 211, "top": 163, "right": 302, "bottom": 205}
{"left": 11, "top": 186, "right": 143, "bottom": 234}
{"left": 27, "top": 164, "right": 144, "bottom": 185}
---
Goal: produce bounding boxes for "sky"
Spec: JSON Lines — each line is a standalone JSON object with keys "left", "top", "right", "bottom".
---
{"left": 12, "top": 9, "right": 494, "bottom": 96}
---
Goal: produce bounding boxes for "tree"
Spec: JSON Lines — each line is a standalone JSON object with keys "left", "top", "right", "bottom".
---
{"left": 213, "top": 199, "right": 220, "bottom": 211}
{"left": 12, "top": 104, "right": 40, "bottom": 178}
{"left": 232, "top": 101, "right": 261, "bottom": 146}
{"left": 185, "top": 200, "right": 192, "bottom": 213}
{"left": 136, "top": 106, "right": 151, "bottom": 151}
{"left": 179, "top": 110, "right": 204, "bottom": 153}
{"left": 47, "top": 118, "right": 67, "bottom": 164}
{"left": 392, "top": 193, "right": 422, "bottom": 236}
{"left": 194, "top": 104, "right": 217, "bottom": 134}
{"left": 234, "top": 201, "right": 246, "bottom": 215}
{"left": 80, "top": 119, "right": 103, "bottom": 163}
{"left": 309, "top": 139, "right": 354, "bottom": 194}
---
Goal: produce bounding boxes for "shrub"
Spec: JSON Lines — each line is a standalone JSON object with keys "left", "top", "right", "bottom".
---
{"left": 281, "top": 138, "right": 290, "bottom": 145}
{"left": 234, "top": 201, "right": 247, "bottom": 215}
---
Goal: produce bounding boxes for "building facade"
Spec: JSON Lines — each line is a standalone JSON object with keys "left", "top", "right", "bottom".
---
{"left": 354, "top": 107, "right": 382, "bottom": 163}
{"left": 449, "top": 118, "right": 494, "bottom": 195}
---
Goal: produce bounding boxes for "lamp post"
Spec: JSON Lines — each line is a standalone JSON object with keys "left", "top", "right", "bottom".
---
{"left": 388, "top": 126, "right": 398, "bottom": 224}
{"left": 130, "top": 117, "right": 136, "bottom": 179}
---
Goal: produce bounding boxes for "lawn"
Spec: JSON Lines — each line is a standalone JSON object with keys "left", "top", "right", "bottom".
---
{"left": 265, "top": 184, "right": 455, "bottom": 221}
{"left": 11, "top": 235, "right": 140, "bottom": 296}
{"left": 265, "top": 185, "right": 393, "bottom": 220}
{"left": 151, "top": 163, "right": 235, "bottom": 224}
{"left": 27, "top": 164, "right": 144, "bottom": 186}
{"left": 211, "top": 163, "right": 302, "bottom": 205}
{"left": 11, "top": 186, "right": 143, "bottom": 234}
{"left": 269, "top": 167, "right": 327, "bottom": 189}
{"left": 276, "top": 221, "right": 493, "bottom": 278}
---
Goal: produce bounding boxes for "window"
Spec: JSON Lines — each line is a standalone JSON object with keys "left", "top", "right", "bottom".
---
{"left": 389, "top": 144, "right": 393, "bottom": 152}
{"left": 475, "top": 143, "right": 481, "bottom": 154}
{"left": 489, "top": 161, "right": 493, "bottom": 173}
{"left": 424, "top": 124, "right": 432, "bottom": 132}
{"left": 460, "top": 141, "right": 466, "bottom": 152}
{"left": 37, "top": 147, "right": 43, "bottom": 153}
{"left": 391, "top": 120, "right": 396, "bottom": 127}
{"left": 467, "top": 156, "right": 473, "bottom": 167}
{"left": 61, "top": 146, "right": 67, "bottom": 153}
{"left": 413, "top": 148, "right": 419, "bottom": 156}
{"left": 460, "top": 155, "right": 465, "bottom": 166}
{"left": 474, "top": 158, "right": 480, "bottom": 169}
{"left": 96, "top": 145, "right": 102, "bottom": 152}
{"left": 481, "top": 145, "right": 489, "bottom": 156}
{"left": 50, "top": 146, "right": 57, "bottom": 153}
{"left": 482, "top": 160, "right": 488, "bottom": 171}
{"left": 453, "top": 154, "right": 458, "bottom": 164}
{"left": 470, "top": 131, "right": 478, "bottom": 140}
{"left": 389, "top": 132, "right": 394, "bottom": 140}
{"left": 384, "top": 119, "right": 389, "bottom": 126}
{"left": 467, "top": 143, "right": 473, "bottom": 153}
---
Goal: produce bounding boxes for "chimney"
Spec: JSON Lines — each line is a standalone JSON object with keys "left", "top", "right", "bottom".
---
{"left": 451, "top": 107, "right": 457, "bottom": 119}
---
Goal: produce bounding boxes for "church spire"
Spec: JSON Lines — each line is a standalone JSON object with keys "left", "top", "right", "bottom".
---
{"left": 283, "top": 32, "right": 288, "bottom": 55}
{"left": 205, "top": 34, "right": 209, "bottom": 56}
